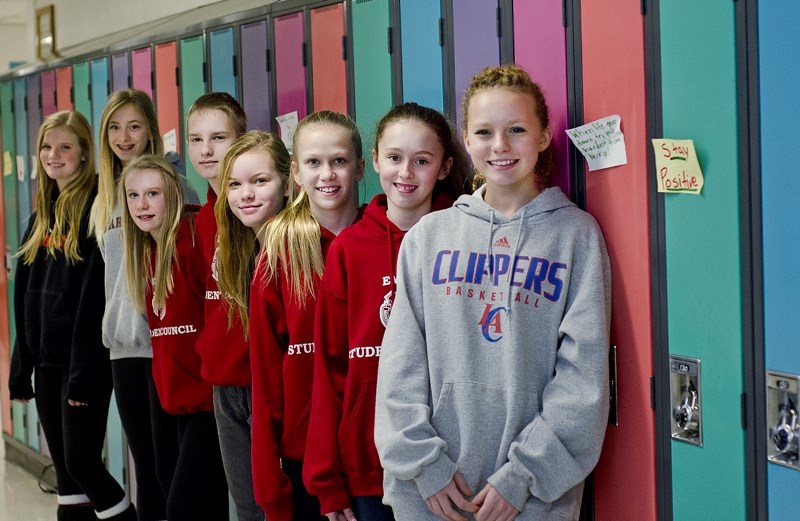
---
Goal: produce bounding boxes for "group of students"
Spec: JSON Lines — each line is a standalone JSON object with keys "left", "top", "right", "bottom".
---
{"left": 7, "top": 63, "right": 612, "bottom": 521}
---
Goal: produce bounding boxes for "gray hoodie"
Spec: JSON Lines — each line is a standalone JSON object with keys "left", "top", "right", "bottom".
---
{"left": 375, "top": 186, "right": 611, "bottom": 521}
{"left": 99, "top": 157, "right": 199, "bottom": 360}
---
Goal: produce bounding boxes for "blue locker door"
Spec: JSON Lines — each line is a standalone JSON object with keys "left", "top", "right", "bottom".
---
{"left": 90, "top": 58, "right": 110, "bottom": 159}
{"left": 12, "top": 78, "right": 39, "bottom": 452}
{"left": 759, "top": 1, "right": 800, "bottom": 518}
{"left": 399, "top": 0, "right": 444, "bottom": 111}
{"left": 111, "top": 52, "right": 130, "bottom": 92}
{"left": 240, "top": 19, "right": 272, "bottom": 132}
{"left": 209, "top": 27, "right": 237, "bottom": 98}
{"left": 451, "top": 0, "right": 500, "bottom": 133}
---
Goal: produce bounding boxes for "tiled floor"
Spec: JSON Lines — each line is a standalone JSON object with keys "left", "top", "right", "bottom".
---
{"left": 1, "top": 441, "right": 57, "bottom": 521}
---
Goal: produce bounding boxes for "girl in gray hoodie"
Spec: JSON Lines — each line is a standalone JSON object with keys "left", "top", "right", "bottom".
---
{"left": 375, "top": 65, "right": 612, "bottom": 521}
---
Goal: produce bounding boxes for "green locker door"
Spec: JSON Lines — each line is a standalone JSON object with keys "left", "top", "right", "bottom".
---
{"left": 179, "top": 34, "right": 208, "bottom": 201}
{"left": 351, "top": 0, "right": 393, "bottom": 203}
{"left": 1, "top": 81, "right": 24, "bottom": 445}
{"left": 72, "top": 61, "right": 92, "bottom": 122}
{"left": 659, "top": 1, "right": 746, "bottom": 519}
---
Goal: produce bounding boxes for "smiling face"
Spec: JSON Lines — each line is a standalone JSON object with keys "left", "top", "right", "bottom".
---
{"left": 40, "top": 126, "right": 85, "bottom": 191}
{"left": 125, "top": 168, "right": 166, "bottom": 237}
{"left": 292, "top": 123, "right": 364, "bottom": 219}
{"left": 108, "top": 104, "right": 151, "bottom": 165}
{"left": 464, "top": 87, "right": 552, "bottom": 199}
{"left": 187, "top": 109, "right": 237, "bottom": 182}
{"left": 373, "top": 120, "right": 450, "bottom": 230}
{"left": 227, "top": 150, "right": 288, "bottom": 230}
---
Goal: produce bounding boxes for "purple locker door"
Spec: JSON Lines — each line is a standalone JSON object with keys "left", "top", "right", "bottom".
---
{"left": 240, "top": 19, "right": 272, "bottom": 131}
{"left": 274, "top": 11, "right": 308, "bottom": 126}
{"left": 131, "top": 47, "right": 154, "bottom": 99}
{"left": 111, "top": 52, "right": 130, "bottom": 92}
{"left": 26, "top": 76, "right": 42, "bottom": 209}
{"left": 452, "top": 0, "right": 500, "bottom": 133}
{"left": 512, "top": 0, "right": 570, "bottom": 194}
{"left": 40, "top": 71, "right": 57, "bottom": 117}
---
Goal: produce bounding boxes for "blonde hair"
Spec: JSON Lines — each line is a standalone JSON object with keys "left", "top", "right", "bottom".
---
{"left": 119, "top": 154, "right": 192, "bottom": 313}
{"left": 91, "top": 89, "right": 163, "bottom": 243}
{"left": 462, "top": 64, "right": 554, "bottom": 189}
{"left": 214, "top": 131, "right": 291, "bottom": 331}
{"left": 260, "top": 111, "right": 361, "bottom": 305}
{"left": 18, "top": 111, "right": 97, "bottom": 265}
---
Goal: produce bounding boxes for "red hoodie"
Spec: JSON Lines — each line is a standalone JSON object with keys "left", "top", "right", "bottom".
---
{"left": 147, "top": 212, "right": 214, "bottom": 414}
{"left": 195, "top": 186, "right": 251, "bottom": 387}
{"left": 249, "top": 224, "right": 338, "bottom": 521}
{"left": 303, "top": 194, "right": 452, "bottom": 512}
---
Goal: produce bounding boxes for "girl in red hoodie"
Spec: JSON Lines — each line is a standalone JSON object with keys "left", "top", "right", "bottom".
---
{"left": 119, "top": 154, "right": 228, "bottom": 520}
{"left": 303, "top": 103, "right": 469, "bottom": 521}
{"left": 249, "top": 111, "right": 365, "bottom": 521}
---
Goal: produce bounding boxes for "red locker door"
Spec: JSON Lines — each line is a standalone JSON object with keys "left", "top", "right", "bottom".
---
{"left": 56, "top": 66, "right": 73, "bottom": 111}
{"left": 310, "top": 3, "right": 348, "bottom": 114}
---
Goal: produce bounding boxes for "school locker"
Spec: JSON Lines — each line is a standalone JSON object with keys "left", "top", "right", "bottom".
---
{"left": 273, "top": 11, "right": 308, "bottom": 129}
{"left": 659, "top": 1, "right": 746, "bottom": 519}
{"left": 1, "top": 80, "right": 24, "bottom": 445}
{"left": 398, "top": 0, "right": 445, "bottom": 112}
{"left": 55, "top": 66, "right": 74, "bottom": 112}
{"left": 90, "top": 57, "right": 110, "bottom": 157}
{"left": 26, "top": 76, "right": 42, "bottom": 211}
{"left": 208, "top": 27, "right": 238, "bottom": 99}
{"left": 0, "top": 116, "right": 9, "bottom": 438}
{"left": 179, "top": 34, "right": 208, "bottom": 200}
{"left": 449, "top": 0, "right": 500, "bottom": 134}
{"left": 73, "top": 62, "right": 92, "bottom": 122}
{"left": 239, "top": 19, "right": 273, "bottom": 132}
{"left": 512, "top": 0, "right": 571, "bottom": 195}
{"left": 111, "top": 52, "right": 130, "bottom": 91}
{"left": 350, "top": 0, "right": 393, "bottom": 202}
{"left": 578, "top": 1, "right": 657, "bottom": 520}
{"left": 758, "top": 1, "right": 800, "bottom": 518}
{"left": 40, "top": 70, "right": 57, "bottom": 118}
{"left": 154, "top": 41, "right": 181, "bottom": 164}
{"left": 131, "top": 46, "right": 154, "bottom": 99}
{"left": 309, "top": 3, "right": 348, "bottom": 114}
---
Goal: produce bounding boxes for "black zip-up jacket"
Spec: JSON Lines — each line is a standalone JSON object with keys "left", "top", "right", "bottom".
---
{"left": 8, "top": 192, "right": 107, "bottom": 404}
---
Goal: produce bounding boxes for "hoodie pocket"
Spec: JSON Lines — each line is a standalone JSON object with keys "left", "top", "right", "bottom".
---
{"left": 339, "top": 381, "right": 382, "bottom": 474}
{"left": 25, "top": 290, "right": 72, "bottom": 363}
{"left": 429, "top": 381, "right": 540, "bottom": 487}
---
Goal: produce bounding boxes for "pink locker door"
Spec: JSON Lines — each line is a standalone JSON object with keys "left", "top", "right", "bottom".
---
{"left": 131, "top": 46, "right": 154, "bottom": 99}
{"left": 154, "top": 41, "right": 181, "bottom": 152}
{"left": 274, "top": 11, "right": 308, "bottom": 126}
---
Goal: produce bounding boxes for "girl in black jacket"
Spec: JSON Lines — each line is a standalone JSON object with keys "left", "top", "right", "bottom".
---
{"left": 8, "top": 110, "right": 135, "bottom": 521}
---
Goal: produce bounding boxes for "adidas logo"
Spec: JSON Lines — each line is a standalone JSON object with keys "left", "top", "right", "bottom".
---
{"left": 493, "top": 236, "right": 510, "bottom": 248}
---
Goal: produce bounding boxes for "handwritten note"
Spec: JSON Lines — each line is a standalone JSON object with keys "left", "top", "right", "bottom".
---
{"left": 163, "top": 129, "right": 178, "bottom": 154}
{"left": 276, "top": 111, "right": 299, "bottom": 154}
{"left": 652, "top": 139, "right": 704, "bottom": 194}
{"left": 3, "top": 151, "right": 11, "bottom": 177}
{"left": 566, "top": 115, "right": 627, "bottom": 171}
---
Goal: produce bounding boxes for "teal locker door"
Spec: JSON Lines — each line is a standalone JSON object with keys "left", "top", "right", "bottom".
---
{"left": 73, "top": 62, "right": 92, "bottom": 122}
{"left": 179, "top": 34, "right": 208, "bottom": 201}
{"left": 399, "top": 0, "right": 444, "bottom": 111}
{"left": 209, "top": 27, "right": 237, "bottom": 98}
{"left": 660, "top": 1, "right": 746, "bottom": 519}
{"left": 1, "top": 80, "right": 24, "bottom": 446}
{"left": 759, "top": 1, "right": 800, "bottom": 518}
{"left": 13, "top": 78, "right": 39, "bottom": 453}
{"left": 351, "top": 0, "right": 393, "bottom": 202}
{"left": 90, "top": 58, "right": 109, "bottom": 159}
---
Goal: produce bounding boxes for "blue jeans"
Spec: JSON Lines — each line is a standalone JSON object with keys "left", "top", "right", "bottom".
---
{"left": 352, "top": 496, "right": 395, "bottom": 521}
{"left": 213, "top": 386, "right": 265, "bottom": 521}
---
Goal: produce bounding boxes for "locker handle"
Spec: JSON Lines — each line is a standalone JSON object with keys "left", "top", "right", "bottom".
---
{"left": 202, "top": 62, "right": 208, "bottom": 84}
{"left": 301, "top": 42, "right": 307, "bottom": 68}
{"left": 232, "top": 55, "right": 238, "bottom": 77}
{"left": 341, "top": 36, "right": 347, "bottom": 61}
{"left": 70, "top": 86, "right": 74, "bottom": 104}
{"left": 266, "top": 49, "right": 271, "bottom": 72}
{"left": 175, "top": 66, "right": 181, "bottom": 87}
{"left": 87, "top": 82, "right": 92, "bottom": 101}
{"left": 387, "top": 27, "right": 393, "bottom": 54}
{"left": 562, "top": 0, "right": 568, "bottom": 27}
{"left": 496, "top": 7, "right": 501, "bottom": 38}
{"left": 439, "top": 18, "right": 444, "bottom": 47}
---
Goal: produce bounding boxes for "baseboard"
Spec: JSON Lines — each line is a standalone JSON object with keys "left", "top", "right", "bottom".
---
{"left": 3, "top": 433, "right": 57, "bottom": 490}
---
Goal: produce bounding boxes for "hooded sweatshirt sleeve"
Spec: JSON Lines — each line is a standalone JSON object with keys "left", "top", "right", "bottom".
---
{"left": 249, "top": 264, "right": 294, "bottom": 521}
{"left": 66, "top": 223, "right": 108, "bottom": 403}
{"left": 8, "top": 220, "right": 36, "bottom": 400}
{"left": 303, "top": 240, "right": 351, "bottom": 513}
{"left": 375, "top": 233, "right": 457, "bottom": 501}
{"left": 487, "top": 221, "right": 612, "bottom": 509}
